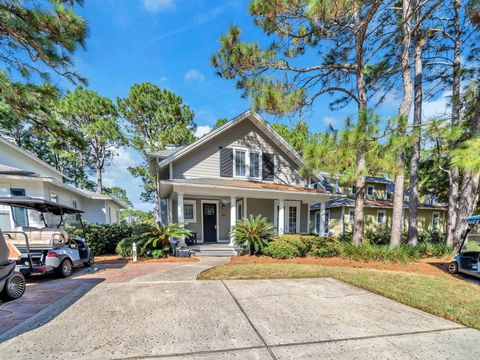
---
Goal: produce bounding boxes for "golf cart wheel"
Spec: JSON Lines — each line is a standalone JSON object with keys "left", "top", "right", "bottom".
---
{"left": 57, "top": 259, "right": 73, "bottom": 278}
{"left": 84, "top": 256, "right": 94, "bottom": 268}
{"left": 448, "top": 261, "right": 458, "bottom": 274}
{"left": 1, "top": 272, "right": 26, "bottom": 301}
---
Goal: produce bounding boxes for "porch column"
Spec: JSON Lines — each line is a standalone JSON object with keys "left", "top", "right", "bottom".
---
{"left": 177, "top": 192, "right": 186, "bottom": 247}
{"left": 243, "top": 197, "right": 247, "bottom": 218}
{"left": 230, "top": 197, "right": 236, "bottom": 246}
{"left": 307, "top": 203, "right": 312, "bottom": 233}
{"left": 319, "top": 202, "right": 326, "bottom": 236}
{"left": 340, "top": 206, "right": 345, "bottom": 235}
{"left": 278, "top": 199, "right": 285, "bottom": 235}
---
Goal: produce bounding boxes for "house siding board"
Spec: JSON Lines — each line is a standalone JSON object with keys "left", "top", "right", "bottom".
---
{"left": 172, "top": 119, "right": 306, "bottom": 185}
{"left": 300, "top": 203, "right": 309, "bottom": 233}
{"left": 246, "top": 198, "right": 275, "bottom": 224}
{"left": 158, "top": 166, "right": 169, "bottom": 180}
{"left": 0, "top": 141, "right": 62, "bottom": 181}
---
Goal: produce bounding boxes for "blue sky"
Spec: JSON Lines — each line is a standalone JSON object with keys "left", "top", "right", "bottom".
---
{"left": 67, "top": 0, "right": 450, "bottom": 211}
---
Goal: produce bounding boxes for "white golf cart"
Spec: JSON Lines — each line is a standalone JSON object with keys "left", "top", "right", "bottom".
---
{"left": 0, "top": 197, "right": 94, "bottom": 278}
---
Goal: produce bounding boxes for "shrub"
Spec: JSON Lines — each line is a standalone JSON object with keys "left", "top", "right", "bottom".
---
{"left": 264, "top": 234, "right": 339, "bottom": 259}
{"left": 415, "top": 242, "right": 453, "bottom": 258}
{"left": 418, "top": 230, "right": 446, "bottom": 244}
{"left": 232, "top": 215, "right": 275, "bottom": 255}
{"left": 151, "top": 247, "right": 170, "bottom": 259}
{"left": 66, "top": 223, "right": 135, "bottom": 255}
{"left": 363, "top": 228, "right": 408, "bottom": 245}
{"left": 340, "top": 243, "right": 419, "bottom": 263}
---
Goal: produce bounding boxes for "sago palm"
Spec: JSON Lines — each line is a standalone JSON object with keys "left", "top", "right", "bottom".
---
{"left": 231, "top": 215, "right": 274, "bottom": 255}
{"left": 142, "top": 221, "right": 192, "bottom": 249}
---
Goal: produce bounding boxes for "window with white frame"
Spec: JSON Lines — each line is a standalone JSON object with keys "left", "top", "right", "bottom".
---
{"left": 233, "top": 148, "right": 262, "bottom": 179}
{"left": 234, "top": 149, "right": 247, "bottom": 177}
{"left": 367, "top": 185, "right": 375, "bottom": 198}
{"left": 432, "top": 212, "right": 440, "bottom": 231}
{"left": 183, "top": 200, "right": 196, "bottom": 223}
{"left": 288, "top": 206, "right": 298, "bottom": 233}
{"left": 50, "top": 193, "right": 58, "bottom": 203}
{"left": 377, "top": 210, "right": 386, "bottom": 225}
{"left": 250, "top": 151, "right": 261, "bottom": 178}
{"left": 72, "top": 200, "right": 78, "bottom": 209}
{"left": 349, "top": 209, "right": 355, "bottom": 224}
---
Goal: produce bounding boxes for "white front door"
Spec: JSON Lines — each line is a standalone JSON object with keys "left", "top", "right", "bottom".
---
{"left": 274, "top": 201, "right": 300, "bottom": 233}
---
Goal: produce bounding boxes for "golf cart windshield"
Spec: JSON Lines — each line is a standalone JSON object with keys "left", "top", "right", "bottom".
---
{"left": 462, "top": 215, "right": 480, "bottom": 252}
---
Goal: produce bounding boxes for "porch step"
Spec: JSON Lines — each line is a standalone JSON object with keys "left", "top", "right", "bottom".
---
{"left": 188, "top": 244, "right": 240, "bottom": 257}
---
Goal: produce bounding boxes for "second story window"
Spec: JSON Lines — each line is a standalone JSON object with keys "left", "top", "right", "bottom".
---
{"left": 250, "top": 151, "right": 260, "bottom": 179}
{"left": 367, "top": 185, "right": 375, "bottom": 198}
{"left": 234, "top": 149, "right": 246, "bottom": 177}
{"left": 233, "top": 148, "right": 262, "bottom": 179}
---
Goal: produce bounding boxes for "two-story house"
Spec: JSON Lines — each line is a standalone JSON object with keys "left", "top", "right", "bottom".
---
{"left": 311, "top": 176, "right": 447, "bottom": 236}
{"left": 0, "top": 136, "right": 126, "bottom": 230}
{"left": 148, "top": 110, "right": 335, "bottom": 246}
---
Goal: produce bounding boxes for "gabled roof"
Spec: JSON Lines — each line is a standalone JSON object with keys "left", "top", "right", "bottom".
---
{"left": 0, "top": 136, "right": 70, "bottom": 181}
{"left": 148, "top": 109, "right": 323, "bottom": 181}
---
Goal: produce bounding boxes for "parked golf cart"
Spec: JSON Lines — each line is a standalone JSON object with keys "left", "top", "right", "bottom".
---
{"left": 449, "top": 215, "right": 480, "bottom": 279}
{"left": 0, "top": 197, "right": 94, "bottom": 278}
{"left": 0, "top": 227, "right": 26, "bottom": 301}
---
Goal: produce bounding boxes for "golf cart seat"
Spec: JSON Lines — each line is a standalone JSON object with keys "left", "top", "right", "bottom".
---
{"left": 7, "top": 227, "right": 68, "bottom": 248}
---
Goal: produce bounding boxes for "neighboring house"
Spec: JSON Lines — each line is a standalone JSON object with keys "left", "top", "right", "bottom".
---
{"left": 148, "top": 110, "right": 334, "bottom": 245}
{"left": 311, "top": 176, "right": 447, "bottom": 236}
{"left": 0, "top": 136, "right": 126, "bottom": 230}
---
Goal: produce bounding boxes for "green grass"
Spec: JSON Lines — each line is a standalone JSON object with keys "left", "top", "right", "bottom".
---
{"left": 199, "top": 263, "right": 480, "bottom": 330}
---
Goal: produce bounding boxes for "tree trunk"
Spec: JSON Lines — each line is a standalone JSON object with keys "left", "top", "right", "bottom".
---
{"left": 352, "top": 3, "right": 368, "bottom": 246}
{"left": 96, "top": 159, "right": 103, "bottom": 194}
{"left": 391, "top": 0, "right": 413, "bottom": 247}
{"left": 447, "top": 0, "right": 462, "bottom": 246}
{"left": 408, "top": 7, "right": 423, "bottom": 246}
{"left": 453, "top": 92, "right": 480, "bottom": 246}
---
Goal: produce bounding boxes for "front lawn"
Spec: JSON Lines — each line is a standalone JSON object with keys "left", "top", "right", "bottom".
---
{"left": 199, "top": 262, "right": 480, "bottom": 330}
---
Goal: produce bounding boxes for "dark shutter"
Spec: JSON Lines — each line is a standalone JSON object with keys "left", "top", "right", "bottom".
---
{"left": 219, "top": 147, "right": 233, "bottom": 177}
{"left": 262, "top": 153, "right": 275, "bottom": 181}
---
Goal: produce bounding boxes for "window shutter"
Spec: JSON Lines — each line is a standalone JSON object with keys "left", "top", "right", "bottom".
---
{"left": 262, "top": 153, "right": 275, "bottom": 180}
{"left": 219, "top": 147, "right": 233, "bottom": 177}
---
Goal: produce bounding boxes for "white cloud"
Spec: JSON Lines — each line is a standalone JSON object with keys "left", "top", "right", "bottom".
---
{"left": 195, "top": 125, "right": 212, "bottom": 138}
{"left": 423, "top": 91, "right": 450, "bottom": 120}
{"left": 159, "top": 76, "right": 168, "bottom": 83}
{"left": 184, "top": 69, "right": 205, "bottom": 82}
{"left": 322, "top": 116, "right": 337, "bottom": 127}
{"left": 143, "top": 0, "right": 175, "bottom": 13}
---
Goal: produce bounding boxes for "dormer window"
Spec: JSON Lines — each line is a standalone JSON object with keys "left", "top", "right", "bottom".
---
{"left": 367, "top": 185, "right": 375, "bottom": 198}
{"left": 250, "top": 151, "right": 261, "bottom": 179}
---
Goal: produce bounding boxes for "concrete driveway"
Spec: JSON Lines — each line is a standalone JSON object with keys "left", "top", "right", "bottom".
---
{"left": 0, "top": 258, "right": 479, "bottom": 359}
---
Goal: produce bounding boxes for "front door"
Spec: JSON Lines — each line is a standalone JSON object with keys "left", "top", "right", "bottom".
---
{"left": 203, "top": 203, "right": 217, "bottom": 243}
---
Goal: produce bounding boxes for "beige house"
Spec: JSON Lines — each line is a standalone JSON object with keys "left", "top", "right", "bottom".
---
{"left": 148, "top": 110, "right": 335, "bottom": 246}
{"left": 311, "top": 176, "right": 447, "bottom": 236}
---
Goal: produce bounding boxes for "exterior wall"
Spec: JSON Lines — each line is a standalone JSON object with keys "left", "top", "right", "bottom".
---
{"left": 338, "top": 182, "right": 388, "bottom": 200}
{"left": 172, "top": 119, "right": 306, "bottom": 186}
{"left": 0, "top": 140, "right": 63, "bottom": 181}
{"left": 105, "top": 200, "right": 122, "bottom": 224}
{"left": 79, "top": 198, "right": 107, "bottom": 224}
{"left": 44, "top": 183, "right": 82, "bottom": 210}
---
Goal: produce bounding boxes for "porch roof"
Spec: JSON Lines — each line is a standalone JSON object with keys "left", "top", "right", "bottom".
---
{"left": 311, "top": 198, "right": 447, "bottom": 211}
{"left": 159, "top": 178, "right": 334, "bottom": 202}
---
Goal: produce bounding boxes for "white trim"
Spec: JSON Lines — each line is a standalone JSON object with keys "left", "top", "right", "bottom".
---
{"left": 183, "top": 199, "right": 197, "bottom": 223}
{"left": 376, "top": 210, "right": 386, "bottom": 225}
{"left": 249, "top": 150, "right": 262, "bottom": 179}
{"left": 169, "top": 163, "right": 173, "bottom": 179}
{"left": 236, "top": 199, "right": 243, "bottom": 220}
{"left": 274, "top": 200, "right": 300, "bottom": 233}
{"left": 340, "top": 206, "right": 345, "bottom": 235}
{"left": 201, "top": 200, "right": 220, "bottom": 243}
{"left": 319, "top": 202, "right": 326, "bottom": 235}
{"left": 315, "top": 212, "right": 321, "bottom": 234}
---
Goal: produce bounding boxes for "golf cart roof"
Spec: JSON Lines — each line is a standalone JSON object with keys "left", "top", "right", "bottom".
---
{"left": 0, "top": 196, "right": 83, "bottom": 215}
{"left": 466, "top": 215, "right": 480, "bottom": 225}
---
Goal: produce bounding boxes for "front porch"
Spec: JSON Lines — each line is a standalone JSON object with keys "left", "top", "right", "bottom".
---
{"left": 158, "top": 179, "right": 333, "bottom": 247}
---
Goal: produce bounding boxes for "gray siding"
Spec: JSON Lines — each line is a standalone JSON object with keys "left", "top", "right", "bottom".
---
{"left": 172, "top": 119, "right": 306, "bottom": 186}
{"left": 246, "top": 198, "right": 275, "bottom": 224}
